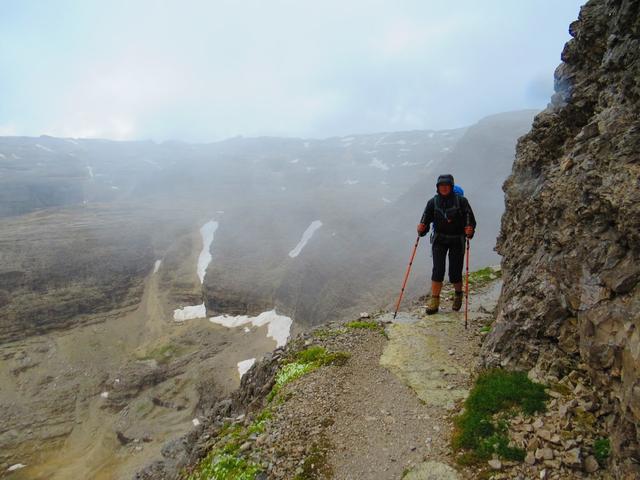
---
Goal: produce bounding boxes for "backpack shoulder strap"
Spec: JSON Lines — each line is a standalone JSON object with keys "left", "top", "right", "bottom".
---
{"left": 433, "top": 194, "right": 443, "bottom": 216}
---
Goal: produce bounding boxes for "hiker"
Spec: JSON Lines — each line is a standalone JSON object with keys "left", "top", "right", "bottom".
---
{"left": 416, "top": 174, "right": 476, "bottom": 315}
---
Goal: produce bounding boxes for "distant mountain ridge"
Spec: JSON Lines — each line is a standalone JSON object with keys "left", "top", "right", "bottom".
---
{"left": 0, "top": 111, "right": 535, "bottom": 343}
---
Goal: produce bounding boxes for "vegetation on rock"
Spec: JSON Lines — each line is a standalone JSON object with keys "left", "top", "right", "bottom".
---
{"left": 453, "top": 369, "right": 547, "bottom": 464}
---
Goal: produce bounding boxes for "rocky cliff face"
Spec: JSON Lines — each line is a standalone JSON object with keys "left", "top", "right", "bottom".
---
{"left": 483, "top": 0, "right": 639, "bottom": 467}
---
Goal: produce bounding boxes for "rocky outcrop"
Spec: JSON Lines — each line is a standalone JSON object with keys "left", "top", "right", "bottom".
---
{"left": 0, "top": 206, "right": 155, "bottom": 342}
{"left": 135, "top": 349, "right": 282, "bottom": 479}
{"left": 483, "top": 0, "right": 640, "bottom": 471}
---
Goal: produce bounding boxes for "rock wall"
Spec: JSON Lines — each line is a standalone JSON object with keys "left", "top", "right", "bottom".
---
{"left": 483, "top": 0, "right": 639, "bottom": 466}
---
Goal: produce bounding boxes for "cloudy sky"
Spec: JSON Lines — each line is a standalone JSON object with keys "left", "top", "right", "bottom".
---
{"left": 0, "top": 0, "right": 584, "bottom": 142}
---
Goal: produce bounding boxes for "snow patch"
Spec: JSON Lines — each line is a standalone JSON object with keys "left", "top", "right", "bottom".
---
{"left": 144, "top": 158, "right": 160, "bottom": 167}
{"left": 440, "top": 147, "right": 451, "bottom": 152}
{"left": 192, "top": 418, "right": 201, "bottom": 427}
{"left": 382, "top": 197, "right": 392, "bottom": 203}
{"left": 153, "top": 260, "right": 162, "bottom": 274}
{"left": 243, "top": 327, "right": 251, "bottom": 333}
{"left": 111, "top": 186, "right": 120, "bottom": 190}
{"left": 197, "top": 221, "right": 218, "bottom": 284}
{"left": 344, "top": 179, "right": 359, "bottom": 185}
{"left": 237, "top": 358, "right": 256, "bottom": 378}
{"left": 289, "top": 220, "right": 322, "bottom": 258}
{"left": 7, "top": 464, "right": 26, "bottom": 472}
{"left": 86, "top": 166, "right": 94, "bottom": 178}
{"left": 374, "top": 134, "right": 388, "bottom": 146}
{"left": 173, "top": 303, "right": 206, "bottom": 321}
{"left": 210, "top": 310, "right": 292, "bottom": 347}
{"left": 100, "top": 391, "right": 109, "bottom": 399}
{"left": 0, "top": 153, "right": 5, "bottom": 159}
{"left": 369, "top": 158, "right": 390, "bottom": 171}
{"left": 35, "top": 143, "right": 54, "bottom": 152}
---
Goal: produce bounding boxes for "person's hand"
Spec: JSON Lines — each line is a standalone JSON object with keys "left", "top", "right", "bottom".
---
{"left": 465, "top": 226, "right": 474, "bottom": 238}
{"left": 417, "top": 223, "right": 428, "bottom": 237}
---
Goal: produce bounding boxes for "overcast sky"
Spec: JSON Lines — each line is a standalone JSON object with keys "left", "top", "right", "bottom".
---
{"left": 0, "top": 0, "right": 584, "bottom": 142}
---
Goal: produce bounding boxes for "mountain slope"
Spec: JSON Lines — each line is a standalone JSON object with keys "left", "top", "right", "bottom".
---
{"left": 482, "top": 0, "right": 640, "bottom": 471}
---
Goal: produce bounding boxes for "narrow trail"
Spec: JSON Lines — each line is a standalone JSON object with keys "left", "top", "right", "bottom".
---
{"left": 331, "top": 284, "right": 499, "bottom": 479}
{"left": 266, "top": 280, "right": 500, "bottom": 479}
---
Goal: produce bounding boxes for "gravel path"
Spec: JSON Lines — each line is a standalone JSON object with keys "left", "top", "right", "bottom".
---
{"left": 260, "top": 281, "right": 501, "bottom": 479}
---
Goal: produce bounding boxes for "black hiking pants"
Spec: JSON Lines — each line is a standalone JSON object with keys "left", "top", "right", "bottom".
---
{"left": 431, "top": 234, "right": 465, "bottom": 283}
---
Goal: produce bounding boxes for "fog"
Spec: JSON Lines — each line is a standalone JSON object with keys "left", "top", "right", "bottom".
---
{"left": 0, "top": 110, "right": 535, "bottom": 342}
{"left": 1, "top": 0, "right": 583, "bottom": 141}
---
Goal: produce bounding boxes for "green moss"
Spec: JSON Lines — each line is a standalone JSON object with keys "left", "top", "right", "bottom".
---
{"left": 548, "top": 382, "right": 572, "bottom": 396}
{"left": 594, "top": 438, "right": 611, "bottom": 464}
{"left": 187, "top": 452, "right": 261, "bottom": 480}
{"left": 452, "top": 369, "right": 547, "bottom": 464}
{"left": 573, "top": 407, "right": 597, "bottom": 429}
{"left": 248, "top": 409, "right": 272, "bottom": 435}
{"left": 268, "top": 347, "right": 350, "bottom": 402}
{"left": 468, "top": 267, "right": 502, "bottom": 287}
{"left": 295, "top": 346, "right": 330, "bottom": 363}
{"left": 185, "top": 408, "right": 273, "bottom": 480}
{"left": 345, "top": 320, "right": 384, "bottom": 334}
{"left": 312, "top": 327, "right": 347, "bottom": 339}
{"left": 293, "top": 441, "right": 331, "bottom": 480}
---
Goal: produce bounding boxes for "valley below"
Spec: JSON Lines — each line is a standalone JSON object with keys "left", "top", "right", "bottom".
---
{"left": 1, "top": 219, "right": 300, "bottom": 479}
{"left": 0, "top": 111, "right": 536, "bottom": 478}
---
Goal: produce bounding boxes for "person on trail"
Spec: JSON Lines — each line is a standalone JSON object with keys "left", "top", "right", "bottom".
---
{"left": 416, "top": 174, "right": 476, "bottom": 315}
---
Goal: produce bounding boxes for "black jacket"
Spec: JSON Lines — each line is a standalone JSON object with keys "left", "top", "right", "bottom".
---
{"left": 420, "top": 193, "right": 477, "bottom": 236}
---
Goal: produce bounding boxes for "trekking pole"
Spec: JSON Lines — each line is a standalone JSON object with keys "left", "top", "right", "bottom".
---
{"left": 393, "top": 236, "right": 420, "bottom": 319}
{"left": 464, "top": 237, "right": 470, "bottom": 329}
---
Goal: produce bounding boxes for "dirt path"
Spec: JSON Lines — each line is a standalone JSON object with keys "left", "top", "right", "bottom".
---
{"left": 325, "top": 330, "right": 449, "bottom": 479}
{"left": 264, "top": 281, "right": 500, "bottom": 479}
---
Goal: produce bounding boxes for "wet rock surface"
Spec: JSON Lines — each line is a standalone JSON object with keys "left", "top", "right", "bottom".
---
{"left": 483, "top": 0, "right": 640, "bottom": 474}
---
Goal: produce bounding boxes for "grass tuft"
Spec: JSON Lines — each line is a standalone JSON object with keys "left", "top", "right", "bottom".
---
{"left": 468, "top": 267, "right": 502, "bottom": 287}
{"left": 187, "top": 452, "right": 261, "bottom": 480}
{"left": 268, "top": 346, "right": 350, "bottom": 402}
{"left": 452, "top": 369, "right": 547, "bottom": 464}
{"left": 345, "top": 320, "right": 384, "bottom": 334}
{"left": 594, "top": 438, "right": 611, "bottom": 464}
{"left": 312, "top": 327, "right": 347, "bottom": 339}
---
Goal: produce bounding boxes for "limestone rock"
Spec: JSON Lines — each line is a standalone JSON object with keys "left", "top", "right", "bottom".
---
{"left": 481, "top": 0, "right": 640, "bottom": 466}
{"left": 402, "top": 461, "right": 460, "bottom": 480}
{"left": 584, "top": 455, "right": 599, "bottom": 473}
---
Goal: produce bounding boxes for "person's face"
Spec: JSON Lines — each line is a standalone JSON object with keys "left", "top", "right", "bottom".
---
{"left": 438, "top": 183, "right": 452, "bottom": 196}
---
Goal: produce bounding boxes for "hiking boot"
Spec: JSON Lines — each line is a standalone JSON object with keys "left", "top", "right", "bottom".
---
{"left": 452, "top": 291, "right": 464, "bottom": 311}
{"left": 425, "top": 295, "right": 440, "bottom": 315}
